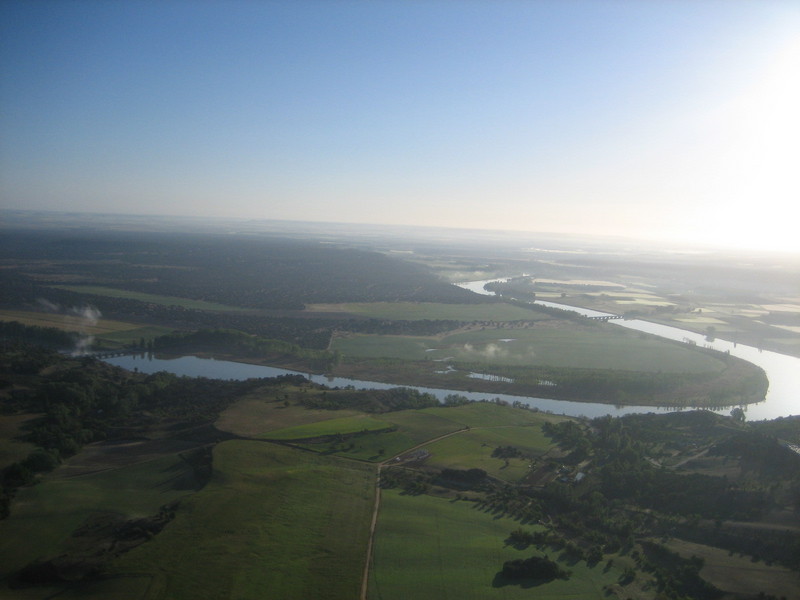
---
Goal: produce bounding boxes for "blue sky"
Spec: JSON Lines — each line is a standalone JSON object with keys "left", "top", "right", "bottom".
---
{"left": 2, "top": 1, "right": 798, "bottom": 251}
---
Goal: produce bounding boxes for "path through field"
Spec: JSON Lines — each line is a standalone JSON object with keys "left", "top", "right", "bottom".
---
{"left": 359, "top": 427, "right": 468, "bottom": 600}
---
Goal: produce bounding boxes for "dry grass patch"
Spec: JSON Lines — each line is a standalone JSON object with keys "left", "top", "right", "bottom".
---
{"left": 216, "top": 386, "right": 362, "bottom": 438}
{"left": 0, "top": 309, "right": 138, "bottom": 335}
{"left": 664, "top": 538, "right": 800, "bottom": 599}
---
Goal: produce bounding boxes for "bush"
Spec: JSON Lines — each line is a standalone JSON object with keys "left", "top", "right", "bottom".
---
{"left": 502, "top": 555, "right": 570, "bottom": 581}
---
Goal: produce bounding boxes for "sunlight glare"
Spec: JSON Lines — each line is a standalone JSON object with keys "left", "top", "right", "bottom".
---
{"left": 695, "top": 37, "right": 800, "bottom": 253}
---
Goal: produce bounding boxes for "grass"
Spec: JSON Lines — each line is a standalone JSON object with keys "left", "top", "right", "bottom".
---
{"left": 0, "top": 413, "right": 37, "bottom": 468}
{"left": 422, "top": 403, "right": 566, "bottom": 428}
{"left": 663, "top": 538, "right": 800, "bottom": 599}
{"left": 215, "top": 385, "right": 365, "bottom": 437}
{"left": 306, "top": 301, "right": 551, "bottom": 322}
{"left": 49, "top": 285, "right": 247, "bottom": 312}
{"left": 0, "top": 453, "right": 199, "bottom": 590}
{"left": 0, "top": 309, "right": 141, "bottom": 335}
{"left": 295, "top": 409, "right": 466, "bottom": 462}
{"left": 382, "top": 409, "right": 466, "bottom": 443}
{"left": 219, "top": 388, "right": 472, "bottom": 460}
{"left": 296, "top": 429, "right": 422, "bottom": 462}
{"left": 107, "top": 441, "right": 375, "bottom": 600}
{"left": 262, "top": 414, "right": 396, "bottom": 439}
{"left": 423, "top": 426, "right": 555, "bottom": 482}
{"left": 288, "top": 404, "right": 562, "bottom": 465}
{"left": 368, "top": 489, "right": 621, "bottom": 600}
{"left": 0, "top": 309, "right": 171, "bottom": 348}
{"left": 96, "top": 325, "right": 173, "bottom": 345}
{"left": 333, "top": 323, "right": 727, "bottom": 373}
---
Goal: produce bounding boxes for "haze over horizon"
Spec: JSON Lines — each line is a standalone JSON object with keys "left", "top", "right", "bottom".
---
{"left": 2, "top": 1, "right": 798, "bottom": 253}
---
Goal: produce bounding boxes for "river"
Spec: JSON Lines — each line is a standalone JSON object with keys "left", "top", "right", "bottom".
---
{"left": 102, "top": 279, "right": 799, "bottom": 421}
{"left": 457, "top": 278, "right": 800, "bottom": 420}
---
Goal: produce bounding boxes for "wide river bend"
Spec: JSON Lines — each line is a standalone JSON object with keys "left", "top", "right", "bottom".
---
{"left": 104, "top": 280, "right": 799, "bottom": 420}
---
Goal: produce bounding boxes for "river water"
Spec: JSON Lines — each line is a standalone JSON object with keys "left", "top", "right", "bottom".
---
{"left": 102, "top": 279, "right": 799, "bottom": 421}
{"left": 457, "top": 279, "right": 800, "bottom": 420}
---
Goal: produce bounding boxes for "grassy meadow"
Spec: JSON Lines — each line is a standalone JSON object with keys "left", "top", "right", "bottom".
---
{"left": 333, "top": 324, "right": 727, "bottom": 373}
{"left": 107, "top": 441, "right": 375, "bottom": 600}
{"left": 423, "top": 403, "right": 566, "bottom": 428}
{"left": 368, "top": 489, "right": 622, "bottom": 600}
{"left": 0, "top": 453, "right": 200, "bottom": 598}
{"left": 292, "top": 408, "right": 467, "bottom": 462}
{"left": 215, "top": 384, "right": 366, "bottom": 437}
{"left": 261, "top": 414, "right": 396, "bottom": 439}
{"left": 423, "top": 426, "right": 555, "bottom": 482}
{"left": 0, "top": 309, "right": 171, "bottom": 348}
{"left": 252, "top": 401, "right": 560, "bottom": 465}
{"left": 0, "top": 309, "right": 135, "bottom": 334}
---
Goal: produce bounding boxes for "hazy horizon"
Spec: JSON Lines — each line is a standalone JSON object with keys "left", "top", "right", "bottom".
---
{"left": 2, "top": 1, "right": 798, "bottom": 253}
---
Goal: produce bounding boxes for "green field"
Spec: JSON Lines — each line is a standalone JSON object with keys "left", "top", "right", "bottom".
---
{"left": 286, "top": 404, "right": 562, "bottom": 466}
{"left": 306, "top": 301, "right": 550, "bottom": 322}
{"left": 424, "top": 426, "right": 555, "bottom": 482}
{"left": 262, "top": 414, "right": 396, "bottom": 439}
{"left": 368, "top": 489, "right": 621, "bottom": 600}
{"left": 108, "top": 441, "right": 374, "bottom": 600}
{"left": 0, "top": 309, "right": 144, "bottom": 335}
{"left": 333, "top": 324, "right": 727, "bottom": 373}
{"left": 0, "top": 309, "right": 171, "bottom": 347}
{"left": 216, "top": 386, "right": 367, "bottom": 437}
{"left": 49, "top": 285, "right": 247, "bottom": 312}
{"left": 0, "top": 453, "right": 200, "bottom": 597}
{"left": 423, "top": 403, "right": 566, "bottom": 428}
{"left": 293, "top": 409, "right": 467, "bottom": 462}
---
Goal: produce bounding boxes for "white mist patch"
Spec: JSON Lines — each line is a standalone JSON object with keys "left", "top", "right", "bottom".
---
{"left": 69, "top": 305, "right": 101, "bottom": 325}
{"left": 36, "top": 298, "right": 102, "bottom": 355}
{"left": 461, "top": 342, "right": 509, "bottom": 361}
{"left": 71, "top": 305, "right": 102, "bottom": 355}
{"left": 36, "top": 298, "right": 61, "bottom": 313}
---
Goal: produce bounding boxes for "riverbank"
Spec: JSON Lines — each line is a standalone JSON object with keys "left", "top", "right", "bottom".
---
{"left": 134, "top": 344, "right": 767, "bottom": 409}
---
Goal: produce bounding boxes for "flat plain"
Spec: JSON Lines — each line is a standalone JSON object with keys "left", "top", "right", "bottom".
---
{"left": 368, "top": 489, "right": 620, "bottom": 600}
{"left": 113, "top": 441, "right": 374, "bottom": 600}
{"left": 332, "top": 322, "right": 727, "bottom": 372}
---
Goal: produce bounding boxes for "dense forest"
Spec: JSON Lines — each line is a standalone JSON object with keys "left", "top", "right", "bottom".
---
{"left": 0, "top": 229, "right": 486, "bottom": 309}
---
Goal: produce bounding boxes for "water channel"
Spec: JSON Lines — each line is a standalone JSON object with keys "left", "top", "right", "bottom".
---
{"left": 458, "top": 279, "right": 800, "bottom": 420}
{"left": 103, "top": 280, "right": 799, "bottom": 421}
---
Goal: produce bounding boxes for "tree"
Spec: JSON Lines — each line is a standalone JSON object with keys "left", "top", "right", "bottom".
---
{"left": 731, "top": 407, "right": 746, "bottom": 423}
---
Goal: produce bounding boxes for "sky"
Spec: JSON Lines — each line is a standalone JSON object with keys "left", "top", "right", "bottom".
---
{"left": 1, "top": 0, "right": 799, "bottom": 252}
